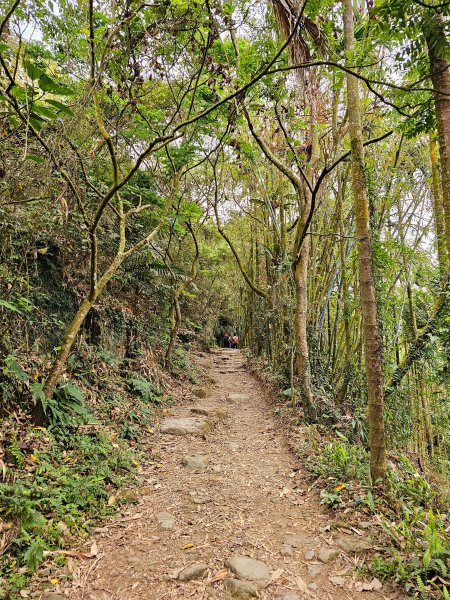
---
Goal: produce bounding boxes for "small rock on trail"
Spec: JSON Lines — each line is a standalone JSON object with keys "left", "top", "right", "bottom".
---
{"left": 224, "top": 578, "right": 258, "bottom": 598}
{"left": 335, "top": 534, "right": 373, "bottom": 554}
{"left": 192, "top": 387, "right": 208, "bottom": 398}
{"left": 280, "top": 544, "right": 293, "bottom": 557}
{"left": 225, "top": 556, "right": 271, "bottom": 584}
{"left": 227, "top": 393, "right": 249, "bottom": 402}
{"left": 160, "top": 417, "right": 209, "bottom": 436}
{"left": 283, "top": 532, "right": 310, "bottom": 549}
{"left": 177, "top": 562, "right": 208, "bottom": 582}
{"left": 181, "top": 455, "right": 208, "bottom": 470}
{"left": 317, "top": 547, "right": 339, "bottom": 563}
{"left": 156, "top": 511, "right": 175, "bottom": 530}
{"left": 308, "top": 564, "right": 324, "bottom": 579}
{"left": 190, "top": 405, "right": 215, "bottom": 416}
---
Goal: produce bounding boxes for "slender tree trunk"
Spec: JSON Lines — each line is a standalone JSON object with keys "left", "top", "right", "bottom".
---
{"left": 33, "top": 253, "right": 124, "bottom": 423}
{"left": 397, "top": 196, "right": 434, "bottom": 455}
{"left": 343, "top": 0, "right": 387, "bottom": 481}
{"left": 427, "top": 15, "right": 450, "bottom": 267}
{"left": 41, "top": 255, "right": 124, "bottom": 401}
{"left": 165, "top": 296, "right": 182, "bottom": 365}
{"left": 34, "top": 300, "right": 94, "bottom": 422}
{"left": 336, "top": 169, "right": 352, "bottom": 403}
{"left": 165, "top": 225, "right": 199, "bottom": 365}
{"left": 37, "top": 180, "right": 176, "bottom": 420}
{"left": 429, "top": 135, "right": 448, "bottom": 284}
{"left": 294, "top": 233, "right": 315, "bottom": 421}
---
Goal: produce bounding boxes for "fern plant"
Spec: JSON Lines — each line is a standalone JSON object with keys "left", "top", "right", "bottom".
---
{"left": 127, "top": 374, "right": 162, "bottom": 403}
{"left": 8, "top": 435, "right": 25, "bottom": 468}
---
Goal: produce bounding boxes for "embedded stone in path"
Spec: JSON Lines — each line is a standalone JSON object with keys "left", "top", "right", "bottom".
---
{"left": 190, "top": 405, "right": 216, "bottom": 416}
{"left": 40, "top": 594, "right": 65, "bottom": 600}
{"left": 227, "top": 393, "right": 249, "bottom": 402}
{"left": 156, "top": 511, "right": 175, "bottom": 530}
{"left": 317, "top": 547, "right": 339, "bottom": 563}
{"left": 307, "top": 564, "right": 324, "bottom": 579}
{"left": 177, "top": 562, "right": 208, "bottom": 582}
{"left": 334, "top": 534, "right": 372, "bottom": 554}
{"left": 225, "top": 556, "right": 271, "bottom": 584}
{"left": 224, "top": 578, "right": 258, "bottom": 598}
{"left": 278, "top": 594, "right": 301, "bottom": 600}
{"left": 280, "top": 544, "right": 293, "bottom": 557}
{"left": 192, "top": 387, "right": 208, "bottom": 398}
{"left": 283, "top": 533, "right": 309, "bottom": 549}
{"left": 160, "top": 417, "right": 209, "bottom": 436}
{"left": 181, "top": 455, "right": 208, "bottom": 470}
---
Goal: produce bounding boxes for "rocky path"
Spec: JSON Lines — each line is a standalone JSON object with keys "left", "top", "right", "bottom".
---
{"left": 43, "top": 350, "right": 403, "bottom": 600}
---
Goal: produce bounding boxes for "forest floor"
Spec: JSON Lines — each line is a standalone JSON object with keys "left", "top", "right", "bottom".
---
{"left": 40, "top": 350, "right": 406, "bottom": 600}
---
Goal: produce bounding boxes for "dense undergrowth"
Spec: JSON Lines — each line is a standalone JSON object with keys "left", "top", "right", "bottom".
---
{"left": 0, "top": 341, "right": 196, "bottom": 599}
{"left": 250, "top": 355, "right": 450, "bottom": 600}
{"left": 297, "top": 432, "right": 450, "bottom": 599}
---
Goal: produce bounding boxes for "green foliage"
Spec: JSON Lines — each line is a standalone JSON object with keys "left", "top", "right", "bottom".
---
{"left": 0, "top": 428, "right": 138, "bottom": 597}
{"left": 127, "top": 375, "right": 162, "bottom": 403}
{"left": 303, "top": 439, "right": 369, "bottom": 482}
{"left": 41, "top": 381, "right": 91, "bottom": 438}
{"left": 168, "top": 347, "right": 198, "bottom": 382}
{"left": 372, "top": 508, "right": 450, "bottom": 598}
{"left": 0, "top": 297, "right": 33, "bottom": 315}
{"left": 301, "top": 435, "right": 450, "bottom": 598}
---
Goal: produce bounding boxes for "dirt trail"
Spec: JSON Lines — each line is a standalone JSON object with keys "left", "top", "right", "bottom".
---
{"left": 51, "top": 350, "right": 403, "bottom": 600}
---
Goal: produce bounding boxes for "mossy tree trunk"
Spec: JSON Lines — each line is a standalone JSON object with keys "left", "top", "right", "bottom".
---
{"left": 343, "top": 0, "right": 387, "bottom": 482}
{"left": 429, "top": 135, "right": 448, "bottom": 284}
{"left": 426, "top": 15, "right": 450, "bottom": 270}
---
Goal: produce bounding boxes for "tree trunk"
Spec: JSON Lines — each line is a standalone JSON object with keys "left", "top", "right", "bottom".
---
{"left": 165, "top": 225, "right": 199, "bottom": 365}
{"left": 336, "top": 169, "right": 352, "bottom": 403}
{"left": 429, "top": 135, "right": 448, "bottom": 284}
{"left": 41, "top": 253, "right": 125, "bottom": 407}
{"left": 343, "top": 0, "right": 387, "bottom": 481}
{"left": 294, "top": 233, "right": 315, "bottom": 421}
{"left": 427, "top": 15, "right": 450, "bottom": 267}
{"left": 165, "top": 296, "right": 182, "bottom": 366}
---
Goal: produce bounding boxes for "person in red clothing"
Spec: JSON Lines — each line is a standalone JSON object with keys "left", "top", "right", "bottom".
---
{"left": 232, "top": 334, "right": 238, "bottom": 349}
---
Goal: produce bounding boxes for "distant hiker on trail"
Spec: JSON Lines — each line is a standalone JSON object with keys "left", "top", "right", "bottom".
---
{"left": 223, "top": 332, "right": 231, "bottom": 348}
{"left": 232, "top": 334, "right": 238, "bottom": 349}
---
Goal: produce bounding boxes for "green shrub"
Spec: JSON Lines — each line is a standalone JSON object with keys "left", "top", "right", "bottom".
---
{"left": 0, "top": 428, "right": 138, "bottom": 598}
{"left": 303, "top": 439, "right": 369, "bottom": 483}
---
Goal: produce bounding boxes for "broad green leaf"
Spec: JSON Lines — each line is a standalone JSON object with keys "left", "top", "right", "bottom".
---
{"left": 32, "top": 103, "right": 57, "bottom": 120}
{"left": 63, "top": 381, "right": 84, "bottom": 402}
{"left": 46, "top": 98, "right": 74, "bottom": 116}
{"left": 29, "top": 114, "right": 46, "bottom": 131}
{"left": 38, "top": 74, "right": 73, "bottom": 96}
{"left": 24, "top": 61, "right": 44, "bottom": 81}
{"left": 0, "top": 299, "right": 23, "bottom": 313}
{"left": 4, "top": 355, "right": 29, "bottom": 381}
{"left": 10, "top": 85, "right": 27, "bottom": 101}
{"left": 26, "top": 154, "right": 45, "bottom": 163}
